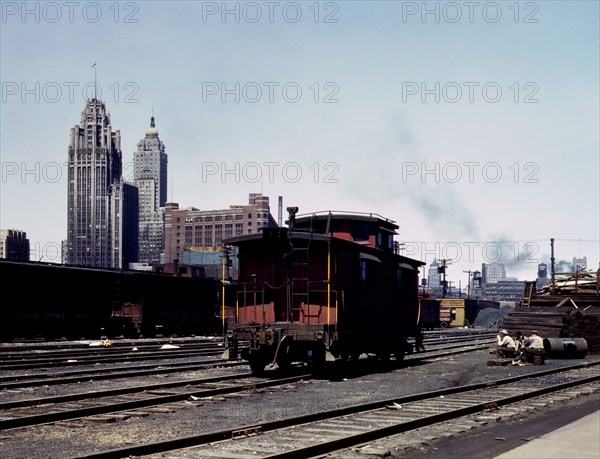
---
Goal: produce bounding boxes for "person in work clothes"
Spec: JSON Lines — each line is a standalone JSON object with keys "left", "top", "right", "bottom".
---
{"left": 496, "top": 329, "right": 516, "bottom": 358}
{"left": 523, "top": 330, "right": 546, "bottom": 363}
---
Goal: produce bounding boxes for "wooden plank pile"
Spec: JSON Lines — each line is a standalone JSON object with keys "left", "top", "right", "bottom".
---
{"left": 539, "top": 268, "right": 600, "bottom": 295}
{"left": 503, "top": 307, "right": 571, "bottom": 338}
{"left": 562, "top": 308, "right": 600, "bottom": 354}
{"left": 503, "top": 304, "right": 600, "bottom": 354}
{"left": 502, "top": 269, "right": 600, "bottom": 354}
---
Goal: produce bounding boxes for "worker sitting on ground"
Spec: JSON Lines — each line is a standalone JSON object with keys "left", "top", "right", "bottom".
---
{"left": 522, "top": 330, "right": 546, "bottom": 363}
{"left": 496, "top": 329, "right": 516, "bottom": 358}
{"left": 514, "top": 331, "right": 525, "bottom": 351}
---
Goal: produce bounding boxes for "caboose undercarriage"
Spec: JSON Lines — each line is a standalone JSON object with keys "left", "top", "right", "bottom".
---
{"left": 223, "top": 321, "right": 414, "bottom": 373}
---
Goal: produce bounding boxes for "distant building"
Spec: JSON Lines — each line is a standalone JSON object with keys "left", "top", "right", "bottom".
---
{"left": 61, "top": 240, "right": 68, "bottom": 264}
{"left": 481, "top": 262, "right": 506, "bottom": 284}
{"left": 109, "top": 179, "right": 139, "bottom": 269}
{"left": 536, "top": 262, "right": 549, "bottom": 291}
{"left": 428, "top": 259, "right": 441, "bottom": 287}
{"left": 161, "top": 193, "right": 277, "bottom": 266}
{"left": 182, "top": 246, "right": 239, "bottom": 279}
{"left": 134, "top": 115, "right": 168, "bottom": 265}
{"left": 555, "top": 260, "right": 572, "bottom": 273}
{"left": 0, "top": 229, "right": 30, "bottom": 261}
{"left": 572, "top": 257, "right": 587, "bottom": 271}
{"left": 66, "top": 98, "right": 138, "bottom": 268}
{"left": 482, "top": 279, "right": 526, "bottom": 302}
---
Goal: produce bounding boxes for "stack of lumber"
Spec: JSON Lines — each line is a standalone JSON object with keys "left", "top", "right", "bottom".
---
{"left": 503, "top": 307, "right": 571, "bottom": 338}
{"left": 562, "top": 308, "right": 600, "bottom": 354}
{"left": 503, "top": 304, "right": 600, "bottom": 354}
{"left": 540, "top": 269, "right": 600, "bottom": 295}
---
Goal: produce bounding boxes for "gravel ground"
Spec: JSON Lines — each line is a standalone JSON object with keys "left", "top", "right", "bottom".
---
{"left": 1, "top": 346, "right": 598, "bottom": 459}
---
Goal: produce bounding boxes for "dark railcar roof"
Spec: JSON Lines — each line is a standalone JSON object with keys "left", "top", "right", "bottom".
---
{"left": 224, "top": 226, "right": 425, "bottom": 268}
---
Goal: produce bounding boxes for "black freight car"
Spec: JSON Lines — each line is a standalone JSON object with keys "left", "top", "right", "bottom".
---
{"left": 0, "top": 260, "right": 219, "bottom": 341}
{"left": 222, "top": 209, "right": 425, "bottom": 372}
{"left": 418, "top": 298, "right": 442, "bottom": 330}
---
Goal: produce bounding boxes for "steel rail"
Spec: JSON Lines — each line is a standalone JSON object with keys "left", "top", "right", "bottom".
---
{"left": 0, "top": 338, "right": 222, "bottom": 352}
{"left": 0, "top": 342, "right": 222, "bottom": 362}
{"left": 0, "top": 359, "right": 245, "bottom": 389}
{"left": 0, "top": 348, "right": 223, "bottom": 371}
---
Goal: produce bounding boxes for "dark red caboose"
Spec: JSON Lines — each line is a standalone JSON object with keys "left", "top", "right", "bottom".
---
{"left": 223, "top": 209, "right": 425, "bottom": 372}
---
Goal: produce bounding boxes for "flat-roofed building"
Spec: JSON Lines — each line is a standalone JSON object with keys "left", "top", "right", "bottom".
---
{"left": 0, "top": 229, "right": 30, "bottom": 261}
{"left": 162, "top": 193, "right": 277, "bottom": 266}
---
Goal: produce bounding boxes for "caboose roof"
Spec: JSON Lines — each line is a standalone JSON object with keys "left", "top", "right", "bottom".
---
{"left": 291, "top": 210, "right": 399, "bottom": 233}
{"left": 223, "top": 227, "right": 425, "bottom": 267}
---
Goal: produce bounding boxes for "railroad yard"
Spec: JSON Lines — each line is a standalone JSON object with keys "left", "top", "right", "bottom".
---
{"left": 0, "top": 329, "right": 598, "bottom": 459}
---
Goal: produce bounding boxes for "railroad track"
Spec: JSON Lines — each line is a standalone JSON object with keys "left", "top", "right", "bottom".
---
{"left": 0, "top": 345, "right": 226, "bottom": 371}
{"left": 0, "top": 371, "right": 312, "bottom": 430}
{"left": 0, "top": 358, "right": 247, "bottom": 389}
{"left": 0, "top": 342, "right": 222, "bottom": 363}
{"left": 69, "top": 362, "right": 599, "bottom": 459}
{"left": 1, "top": 334, "right": 491, "bottom": 387}
{"left": 0, "top": 340, "right": 498, "bottom": 430}
{"left": 1, "top": 337, "right": 493, "bottom": 390}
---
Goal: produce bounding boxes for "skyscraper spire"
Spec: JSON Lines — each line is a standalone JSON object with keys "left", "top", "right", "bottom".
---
{"left": 91, "top": 62, "right": 97, "bottom": 100}
{"left": 134, "top": 112, "right": 168, "bottom": 264}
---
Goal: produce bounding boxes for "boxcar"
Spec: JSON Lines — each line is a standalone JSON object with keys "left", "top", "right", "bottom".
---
{"left": 0, "top": 260, "right": 219, "bottom": 341}
{"left": 418, "top": 298, "right": 441, "bottom": 330}
{"left": 222, "top": 210, "right": 425, "bottom": 372}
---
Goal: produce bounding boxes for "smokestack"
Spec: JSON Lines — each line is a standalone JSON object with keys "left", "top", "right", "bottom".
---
{"left": 278, "top": 196, "right": 283, "bottom": 227}
{"left": 550, "top": 238, "right": 555, "bottom": 294}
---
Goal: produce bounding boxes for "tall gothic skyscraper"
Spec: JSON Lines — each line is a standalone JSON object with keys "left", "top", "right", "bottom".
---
{"left": 67, "top": 98, "right": 138, "bottom": 268}
{"left": 134, "top": 115, "right": 168, "bottom": 264}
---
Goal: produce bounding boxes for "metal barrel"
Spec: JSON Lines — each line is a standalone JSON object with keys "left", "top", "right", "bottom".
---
{"left": 543, "top": 338, "right": 588, "bottom": 358}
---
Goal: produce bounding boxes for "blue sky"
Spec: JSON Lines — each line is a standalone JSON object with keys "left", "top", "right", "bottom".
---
{"left": 1, "top": 0, "right": 599, "bottom": 284}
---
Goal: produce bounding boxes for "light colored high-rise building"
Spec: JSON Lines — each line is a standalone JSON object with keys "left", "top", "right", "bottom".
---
{"left": 66, "top": 98, "right": 138, "bottom": 269}
{"left": 481, "top": 262, "right": 506, "bottom": 284}
{"left": 428, "top": 259, "right": 441, "bottom": 287}
{"left": 134, "top": 116, "right": 168, "bottom": 264}
{"left": 572, "top": 257, "right": 587, "bottom": 271}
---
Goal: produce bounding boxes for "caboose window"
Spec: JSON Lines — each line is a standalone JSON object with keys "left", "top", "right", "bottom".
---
{"left": 360, "top": 260, "right": 367, "bottom": 282}
{"left": 351, "top": 224, "right": 369, "bottom": 241}
{"left": 359, "top": 253, "right": 381, "bottom": 284}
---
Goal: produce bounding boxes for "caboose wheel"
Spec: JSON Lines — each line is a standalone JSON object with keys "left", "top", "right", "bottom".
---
{"left": 276, "top": 345, "right": 291, "bottom": 371}
{"left": 394, "top": 349, "right": 406, "bottom": 364}
{"left": 249, "top": 357, "right": 266, "bottom": 374}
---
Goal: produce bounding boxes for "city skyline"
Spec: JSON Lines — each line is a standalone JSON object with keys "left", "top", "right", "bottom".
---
{"left": 1, "top": 1, "right": 598, "bottom": 281}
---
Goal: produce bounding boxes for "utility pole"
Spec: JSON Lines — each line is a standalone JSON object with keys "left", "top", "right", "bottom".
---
{"left": 439, "top": 259, "right": 452, "bottom": 298}
{"left": 393, "top": 241, "right": 405, "bottom": 255}
{"left": 550, "top": 238, "right": 555, "bottom": 295}
{"left": 463, "top": 270, "right": 473, "bottom": 299}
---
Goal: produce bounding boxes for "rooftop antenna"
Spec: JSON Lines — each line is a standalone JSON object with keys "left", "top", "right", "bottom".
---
{"left": 92, "top": 62, "right": 97, "bottom": 100}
